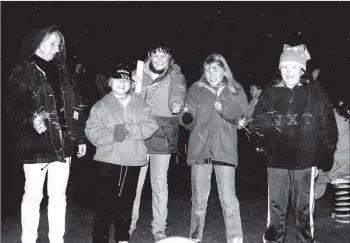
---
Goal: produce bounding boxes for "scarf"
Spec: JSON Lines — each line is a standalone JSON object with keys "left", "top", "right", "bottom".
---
{"left": 149, "top": 61, "right": 166, "bottom": 75}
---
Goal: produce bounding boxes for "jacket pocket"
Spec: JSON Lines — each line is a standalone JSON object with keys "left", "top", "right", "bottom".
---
{"left": 145, "top": 116, "right": 179, "bottom": 153}
{"left": 17, "top": 132, "right": 51, "bottom": 154}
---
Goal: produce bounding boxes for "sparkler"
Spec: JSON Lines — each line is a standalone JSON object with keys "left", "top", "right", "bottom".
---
{"left": 237, "top": 116, "right": 251, "bottom": 134}
{"left": 32, "top": 107, "right": 67, "bottom": 130}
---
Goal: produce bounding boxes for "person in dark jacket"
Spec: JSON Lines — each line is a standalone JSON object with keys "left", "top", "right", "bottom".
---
{"left": 249, "top": 44, "right": 338, "bottom": 243}
{"left": 130, "top": 40, "right": 187, "bottom": 241}
{"left": 6, "top": 25, "right": 87, "bottom": 243}
{"left": 178, "top": 53, "right": 251, "bottom": 243}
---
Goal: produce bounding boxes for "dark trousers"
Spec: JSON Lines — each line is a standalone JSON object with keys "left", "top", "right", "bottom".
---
{"left": 264, "top": 167, "right": 317, "bottom": 243}
{"left": 92, "top": 161, "right": 141, "bottom": 243}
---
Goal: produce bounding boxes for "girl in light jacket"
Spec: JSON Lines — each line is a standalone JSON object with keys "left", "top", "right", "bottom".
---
{"left": 85, "top": 63, "right": 158, "bottom": 243}
{"left": 178, "top": 53, "right": 251, "bottom": 243}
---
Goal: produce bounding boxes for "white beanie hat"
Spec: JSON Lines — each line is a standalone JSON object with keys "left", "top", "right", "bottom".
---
{"left": 279, "top": 44, "right": 311, "bottom": 70}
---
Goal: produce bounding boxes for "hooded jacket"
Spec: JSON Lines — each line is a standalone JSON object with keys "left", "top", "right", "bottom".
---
{"left": 133, "top": 58, "right": 187, "bottom": 154}
{"left": 6, "top": 26, "right": 86, "bottom": 164}
{"left": 334, "top": 110, "right": 349, "bottom": 162}
{"left": 250, "top": 81, "right": 338, "bottom": 171}
{"left": 178, "top": 81, "right": 251, "bottom": 166}
{"left": 85, "top": 92, "right": 159, "bottom": 166}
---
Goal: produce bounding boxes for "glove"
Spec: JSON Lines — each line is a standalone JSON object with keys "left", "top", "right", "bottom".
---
{"left": 113, "top": 124, "right": 129, "bottom": 142}
{"left": 181, "top": 112, "right": 194, "bottom": 126}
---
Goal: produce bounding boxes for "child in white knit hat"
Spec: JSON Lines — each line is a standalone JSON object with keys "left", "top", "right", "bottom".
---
{"left": 248, "top": 44, "right": 338, "bottom": 243}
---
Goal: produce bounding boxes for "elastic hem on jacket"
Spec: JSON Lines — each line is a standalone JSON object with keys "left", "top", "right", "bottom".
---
{"left": 188, "top": 158, "right": 237, "bottom": 167}
{"left": 147, "top": 151, "right": 178, "bottom": 154}
{"left": 267, "top": 164, "right": 315, "bottom": 170}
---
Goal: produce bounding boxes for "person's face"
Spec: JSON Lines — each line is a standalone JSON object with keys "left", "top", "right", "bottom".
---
{"left": 250, "top": 86, "right": 262, "bottom": 98}
{"left": 37, "top": 32, "right": 61, "bottom": 62}
{"left": 150, "top": 49, "right": 171, "bottom": 71}
{"left": 280, "top": 65, "right": 303, "bottom": 88}
{"left": 109, "top": 78, "right": 131, "bottom": 97}
{"left": 204, "top": 62, "right": 225, "bottom": 87}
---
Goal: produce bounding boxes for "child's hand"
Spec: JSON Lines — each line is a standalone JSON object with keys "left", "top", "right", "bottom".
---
{"left": 113, "top": 124, "right": 129, "bottom": 142}
{"left": 132, "top": 75, "right": 141, "bottom": 84}
{"left": 214, "top": 101, "right": 222, "bottom": 112}
{"left": 77, "top": 144, "right": 87, "bottom": 158}
{"left": 171, "top": 102, "right": 181, "bottom": 114}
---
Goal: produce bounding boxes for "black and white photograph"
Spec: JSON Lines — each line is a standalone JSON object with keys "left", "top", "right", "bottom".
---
{"left": 1, "top": 1, "right": 350, "bottom": 243}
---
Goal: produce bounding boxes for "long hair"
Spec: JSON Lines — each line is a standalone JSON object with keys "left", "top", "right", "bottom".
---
{"left": 198, "top": 53, "right": 243, "bottom": 94}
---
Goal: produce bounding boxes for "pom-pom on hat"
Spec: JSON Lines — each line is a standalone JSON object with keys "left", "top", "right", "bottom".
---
{"left": 109, "top": 63, "right": 132, "bottom": 80}
{"left": 279, "top": 44, "right": 311, "bottom": 70}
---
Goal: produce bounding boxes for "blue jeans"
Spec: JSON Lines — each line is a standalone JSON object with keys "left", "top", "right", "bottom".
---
{"left": 190, "top": 164, "right": 243, "bottom": 243}
{"left": 130, "top": 154, "right": 171, "bottom": 235}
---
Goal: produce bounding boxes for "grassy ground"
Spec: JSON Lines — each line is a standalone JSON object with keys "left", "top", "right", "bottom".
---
{"left": 2, "top": 161, "right": 349, "bottom": 243}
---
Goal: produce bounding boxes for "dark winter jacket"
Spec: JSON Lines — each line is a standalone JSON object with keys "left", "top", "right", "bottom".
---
{"left": 249, "top": 81, "right": 338, "bottom": 171}
{"left": 178, "top": 81, "right": 251, "bottom": 166}
{"left": 6, "top": 26, "right": 86, "bottom": 164}
{"left": 133, "top": 58, "right": 187, "bottom": 154}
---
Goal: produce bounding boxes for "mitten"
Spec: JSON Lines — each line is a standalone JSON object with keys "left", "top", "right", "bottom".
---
{"left": 181, "top": 112, "right": 194, "bottom": 126}
{"left": 113, "top": 123, "right": 129, "bottom": 142}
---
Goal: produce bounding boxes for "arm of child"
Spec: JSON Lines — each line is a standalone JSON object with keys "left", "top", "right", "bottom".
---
{"left": 177, "top": 84, "right": 198, "bottom": 130}
{"left": 125, "top": 102, "right": 159, "bottom": 140}
{"left": 248, "top": 88, "right": 273, "bottom": 134}
{"left": 85, "top": 103, "right": 115, "bottom": 146}
{"left": 317, "top": 84, "right": 338, "bottom": 172}
{"left": 169, "top": 65, "right": 187, "bottom": 114}
{"left": 216, "top": 89, "right": 251, "bottom": 127}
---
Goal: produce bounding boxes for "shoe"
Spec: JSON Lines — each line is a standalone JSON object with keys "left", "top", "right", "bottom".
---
{"left": 190, "top": 238, "right": 202, "bottom": 242}
{"left": 231, "top": 236, "right": 243, "bottom": 243}
{"left": 154, "top": 231, "right": 167, "bottom": 241}
{"left": 118, "top": 241, "right": 128, "bottom": 243}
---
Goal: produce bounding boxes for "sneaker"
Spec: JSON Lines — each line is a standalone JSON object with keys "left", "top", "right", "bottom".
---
{"left": 154, "top": 231, "right": 167, "bottom": 241}
{"left": 190, "top": 238, "right": 201, "bottom": 242}
{"left": 232, "top": 236, "right": 243, "bottom": 243}
{"left": 118, "top": 241, "right": 128, "bottom": 243}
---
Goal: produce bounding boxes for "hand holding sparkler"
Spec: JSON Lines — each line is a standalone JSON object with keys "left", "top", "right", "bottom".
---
{"left": 180, "top": 106, "right": 195, "bottom": 126}
{"left": 171, "top": 102, "right": 182, "bottom": 114}
{"left": 236, "top": 115, "right": 251, "bottom": 133}
{"left": 33, "top": 110, "right": 49, "bottom": 134}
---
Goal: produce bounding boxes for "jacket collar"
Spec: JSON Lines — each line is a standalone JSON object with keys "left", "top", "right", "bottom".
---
{"left": 196, "top": 81, "right": 226, "bottom": 97}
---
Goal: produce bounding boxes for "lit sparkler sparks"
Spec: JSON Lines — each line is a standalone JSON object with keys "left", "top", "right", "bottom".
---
{"left": 237, "top": 116, "right": 251, "bottom": 134}
{"left": 33, "top": 107, "right": 67, "bottom": 130}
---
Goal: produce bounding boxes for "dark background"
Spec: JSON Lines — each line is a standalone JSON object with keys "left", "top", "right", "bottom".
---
{"left": 1, "top": 1, "right": 350, "bottom": 215}
{"left": 2, "top": 2, "right": 350, "bottom": 85}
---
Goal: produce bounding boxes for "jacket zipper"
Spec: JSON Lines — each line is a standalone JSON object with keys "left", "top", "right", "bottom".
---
{"left": 36, "top": 66, "right": 63, "bottom": 163}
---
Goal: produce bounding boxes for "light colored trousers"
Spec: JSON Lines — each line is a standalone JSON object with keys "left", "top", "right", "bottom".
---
{"left": 130, "top": 154, "right": 171, "bottom": 235}
{"left": 21, "top": 158, "right": 70, "bottom": 243}
{"left": 190, "top": 164, "right": 243, "bottom": 243}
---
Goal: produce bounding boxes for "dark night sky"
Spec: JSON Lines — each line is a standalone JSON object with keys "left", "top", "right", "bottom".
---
{"left": 2, "top": 1, "right": 350, "bottom": 89}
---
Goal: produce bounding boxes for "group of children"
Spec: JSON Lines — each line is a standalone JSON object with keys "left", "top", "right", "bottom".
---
{"left": 85, "top": 43, "right": 341, "bottom": 243}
